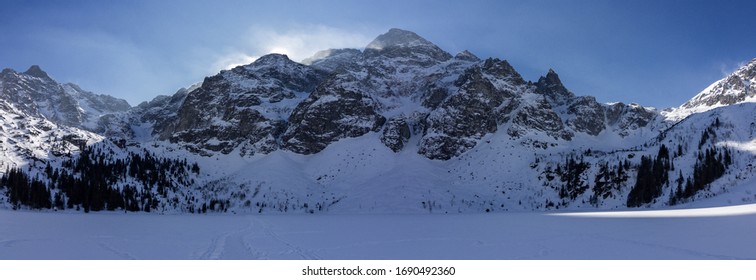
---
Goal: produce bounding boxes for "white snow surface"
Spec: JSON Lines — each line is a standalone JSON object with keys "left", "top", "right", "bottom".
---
{"left": 1, "top": 204, "right": 755, "bottom": 260}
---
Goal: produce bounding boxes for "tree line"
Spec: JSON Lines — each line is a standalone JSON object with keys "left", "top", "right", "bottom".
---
{"left": 1, "top": 146, "right": 200, "bottom": 212}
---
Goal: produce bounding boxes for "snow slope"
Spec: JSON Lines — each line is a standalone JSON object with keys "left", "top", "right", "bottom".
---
{"left": 172, "top": 102, "right": 756, "bottom": 214}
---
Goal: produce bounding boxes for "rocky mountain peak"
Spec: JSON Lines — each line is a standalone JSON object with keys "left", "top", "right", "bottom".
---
{"left": 1, "top": 68, "right": 15, "bottom": 77}
{"left": 365, "top": 28, "right": 434, "bottom": 50}
{"left": 481, "top": 58, "right": 522, "bottom": 81}
{"left": 536, "top": 68, "right": 573, "bottom": 103}
{"left": 454, "top": 50, "right": 480, "bottom": 62}
{"left": 544, "top": 68, "right": 560, "bottom": 83}
{"left": 537, "top": 69, "right": 562, "bottom": 88}
{"left": 667, "top": 57, "right": 756, "bottom": 120}
{"left": 363, "top": 28, "right": 452, "bottom": 62}
{"left": 247, "top": 53, "right": 294, "bottom": 68}
{"left": 24, "top": 65, "right": 52, "bottom": 80}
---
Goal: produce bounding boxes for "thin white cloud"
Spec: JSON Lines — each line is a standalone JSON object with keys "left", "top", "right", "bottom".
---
{"left": 212, "top": 25, "right": 373, "bottom": 71}
{"left": 720, "top": 60, "right": 749, "bottom": 78}
{"left": 212, "top": 53, "right": 259, "bottom": 71}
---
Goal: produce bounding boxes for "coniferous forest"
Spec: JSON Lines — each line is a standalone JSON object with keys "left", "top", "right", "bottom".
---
{"left": 1, "top": 146, "right": 199, "bottom": 212}
{"left": 627, "top": 118, "right": 734, "bottom": 207}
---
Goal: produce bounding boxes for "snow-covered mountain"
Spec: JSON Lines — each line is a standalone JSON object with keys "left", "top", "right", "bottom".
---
{"left": 154, "top": 28, "right": 664, "bottom": 160}
{"left": 1, "top": 28, "right": 755, "bottom": 214}
{"left": 0, "top": 66, "right": 131, "bottom": 132}
{"left": 0, "top": 98, "right": 102, "bottom": 174}
{"left": 664, "top": 58, "right": 756, "bottom": 121}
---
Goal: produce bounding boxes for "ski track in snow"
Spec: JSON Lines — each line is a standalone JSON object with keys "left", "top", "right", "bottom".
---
{"left": 197, "top": 217, "right": 321, "bottom": 260}
{"left": 0, "top": 239, "right": 28, "bottom": 248}
{"left": 98, "top": 241, "right": 138, "bottom": 260}
{"left": 253, "top": 217, "right": 322, "bottom": 260}
{"left": 198, "top": 219, "right": 258, "bottom": 260}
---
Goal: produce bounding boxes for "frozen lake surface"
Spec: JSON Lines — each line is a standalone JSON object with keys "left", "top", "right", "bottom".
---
{"left": 2, "top": 205, "right": 756, "bottom": 260}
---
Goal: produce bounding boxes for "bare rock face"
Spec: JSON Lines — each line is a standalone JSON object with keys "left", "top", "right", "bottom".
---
{"left": 566, "top": 96, "right": 606, "bottom": 136}
{"left": 156, "top": 54, "right": 329, "bottom": 155}
{"left": 282, "top": 77, "right": 386, "bottom": 154}
{"left": 536, "top": 69, "right": 574, "bottom": 105}
{"left": 509, "top": 96, "right": 573, "bottom": 140}
{"left": 418, "top": 59, "right": 519, "bottom": 160}
{"left": 286, "top": 28, "right": 455, "bottom": 155}
{"left": 606, "top": 102, "right": 658, "bottom": 136}
{"left": 381, "top": 116, "right": 411, "bottom": 152}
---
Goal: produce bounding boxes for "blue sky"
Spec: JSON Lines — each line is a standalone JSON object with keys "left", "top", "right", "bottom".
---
{"left": 1, "top": 0, "right": 754, "bottom": 108}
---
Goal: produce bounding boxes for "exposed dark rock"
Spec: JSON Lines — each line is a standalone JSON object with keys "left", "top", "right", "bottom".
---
{"left": 566, "top": 96, "right": 606, "bottom": 136}
{"left": 283, "top": 78, "right": 386, "bottom": 154}
{"left": 605, "top": 103, "right": 657, "bottom": 136}
{"left": 509, "top": 96, "right": 572, "bottom": 140}
{"left": 418, "top": 61, "right": 517, "bottom": 159}
{"left": 24, "top": 65, "right": 52, "bottom": 80}
{"left": 381, "top": 116, "right": 411, "bottom": 152}
{"left": 536, "top": 69, "right": 574, "bottom": 105}
{"left": 154, "top": 54, "right": 328, "bottom": 155}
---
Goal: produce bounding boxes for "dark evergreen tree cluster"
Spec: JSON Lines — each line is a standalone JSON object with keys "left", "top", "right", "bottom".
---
{"left": 698, "top": 127, "right": 714, "bottom": 149}
{"left": 1, "top": 146, "right": 200, "bottom": 212}
{"left": 589, "top": 159, "right": 630, "bottom": 206}
{"left": 627, "top": 144, "right": 671, "bottom": 207}
{"left": 1, "top": 168, "right": 52, "bottom": 210}
{"left": 669, "top": 146, "right": 732, "bottom": 205}
{"left": 556, "top": 155, "right": 590, "bottom": 200}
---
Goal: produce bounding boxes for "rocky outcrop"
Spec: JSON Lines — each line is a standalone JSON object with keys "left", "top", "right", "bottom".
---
{"left": 536, "top": 69, "right": 574, "bottom": 105}
{"left": 509, "top": 96, "right": 572, "bottom": 140}
{"left": 155, "top": 54, "right": 328, "bottom": 155}
{"left": 283, "top": 77, "right": 386, "bottom": 154}
{"left": 606, "top": 102, "right": 658, "bottom": 136}
{"left": 565, "top": 96, "right": 606, "bottom": 136}
{"left": 380, "top": 116, "right": 411, "bottom": 152}
{"left": 418, "top": 59, "right": 520, "bottom": 159}
{"left": 287, "top": 29, "right": 460, "bottom": 156}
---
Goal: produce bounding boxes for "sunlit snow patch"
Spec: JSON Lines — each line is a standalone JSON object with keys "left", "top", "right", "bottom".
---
{"left": 550, "top": 204, "right": 756, "bottom": 218}
{"left": 718, "top": 139, "right": 756, "bottom": 155}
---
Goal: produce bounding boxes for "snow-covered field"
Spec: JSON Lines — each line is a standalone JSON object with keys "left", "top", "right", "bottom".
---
{"left": 2, "top": 205, "right": 755, "bottom": 260}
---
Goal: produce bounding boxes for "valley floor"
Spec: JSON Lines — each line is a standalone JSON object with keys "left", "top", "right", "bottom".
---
{"left": 1, "top": 206, "right": 755, "bottom": 260}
